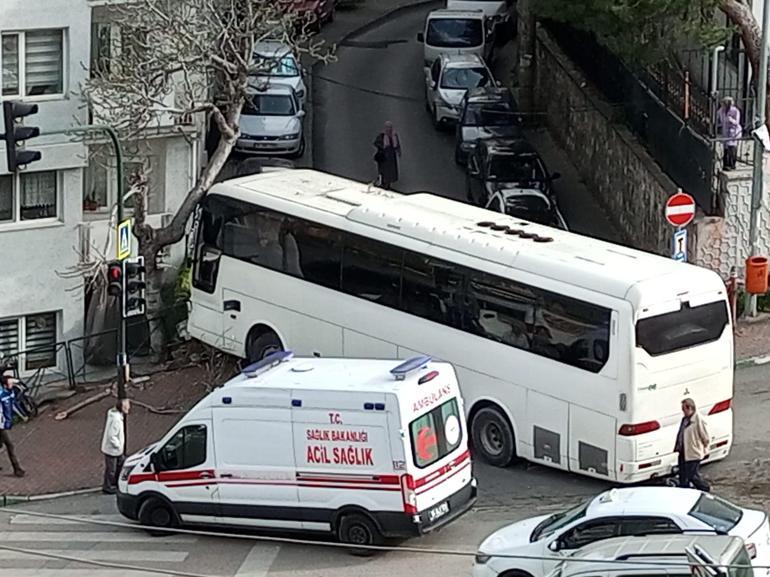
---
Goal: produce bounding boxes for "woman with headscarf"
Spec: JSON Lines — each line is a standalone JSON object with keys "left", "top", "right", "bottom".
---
{"left": 373, "top": 121, "right": 401, "bottom": 189}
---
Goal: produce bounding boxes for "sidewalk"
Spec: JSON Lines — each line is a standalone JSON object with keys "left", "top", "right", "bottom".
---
{"left": 736, "top": 314, "right": 770, "bottom": 365}
{"left": 1, "top": 366, "right": 211, "bottom": 498}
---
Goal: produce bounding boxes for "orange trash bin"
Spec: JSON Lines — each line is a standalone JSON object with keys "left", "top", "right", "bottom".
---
{"left": 746, "top": 256, "right": 769, "bottom": 294}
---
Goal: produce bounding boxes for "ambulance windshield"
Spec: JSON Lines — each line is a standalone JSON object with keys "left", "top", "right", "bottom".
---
{"left": 409, "top": 398, "right": 462, "bottom": 468}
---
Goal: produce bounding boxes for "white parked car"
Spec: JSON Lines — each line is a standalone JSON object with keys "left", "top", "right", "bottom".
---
{"left": 485, "top": 188, "right": 568, "bottom": 231}
{"left": 474, "top": 487, "right": 770, "bottom": 577}
{"left": 251, "top": 42, "right": 307, "bottom": 109}
{"left": 417, "top": 9, "right": 494, "bottom": 68}
{"left": 446, "top": 0, "right": 509, "bottom": 22}
{"left": 425, "top": 53, "right": 494, "bottom": 127}
{"left": 236, "top": 85, "right": 305, "bottom": 158}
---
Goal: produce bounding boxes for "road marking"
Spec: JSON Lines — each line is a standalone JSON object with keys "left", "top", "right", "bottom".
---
{"left": 0, "top": 532, "right": 196, "bottom": 543}
{"left": 0, "top": 567, "right": 163, "bottom": 577}
{"left": 9, "top": 514, "right": 125, "bottom": 525}
{"left": 234, "top": 544, "right": 280, "bottom": 577}
{"left": 0, "top": 549, "right": 188, "bottom": 562}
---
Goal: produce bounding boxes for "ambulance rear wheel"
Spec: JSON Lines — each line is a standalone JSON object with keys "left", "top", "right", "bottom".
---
{"left": 338, "top": 513, "right": 383, "bottom": 555}
{"left": 138, "top": 497, "right": 177, "bottom": 536}
{"left": 471, "top": 406, "right": 516, "bottom": 467}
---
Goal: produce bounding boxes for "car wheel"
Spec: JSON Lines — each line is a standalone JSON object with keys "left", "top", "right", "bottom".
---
{"left": 327, "top": 7, "right": 335, "bottom": 22}
{"left": 138, "top": 497, "right": 178, "bottom": 536}
{"left": 246, "top": 330, "right": 283, "bottom": 363}
{"left": 500, "top": 571, "right": 535, "bottom": 577}
{"left": 471, "top": 406, "right": 516, "bottom": 467}
{"left": 432, "top": 111, "right": 442, "bottom": 130}
{"left": 290, "top": 136, "right": 305, "bottom": 159}
{"left": 338, "top": 513, "right": 383, "bottom": 556}
{"left": 455, "top": 147, "right": 464, "bottom": 165}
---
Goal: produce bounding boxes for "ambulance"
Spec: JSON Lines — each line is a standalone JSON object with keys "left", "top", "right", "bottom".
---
{"left": 116, "top": 352, "right": 477, "bottom": 545}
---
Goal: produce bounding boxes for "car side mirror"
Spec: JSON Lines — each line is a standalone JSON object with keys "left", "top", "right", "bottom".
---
{"left": 548, "top": 540, "right": 561, "bottom": 552}
{"left": 416, "top": 32, "right": 424, "bottom": 43}
{"left": 149, "top": 452, "right": 161, "bottom": 471}
{"left": 297, "top": 110, "right": 306, "bottom": 118}
{"left": 551, "top": 172, "right": 562, "bottom": 180}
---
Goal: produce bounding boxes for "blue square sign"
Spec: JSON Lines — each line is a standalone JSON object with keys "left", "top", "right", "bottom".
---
{"left": 672, "top": 228, "right": 687, "bottom": 262}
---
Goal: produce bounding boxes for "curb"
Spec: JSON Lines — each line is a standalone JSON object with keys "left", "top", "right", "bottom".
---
{"left": 1, "top": 486, "right": 101, "bottom": 507}
{"left": 735, "top": 354, "right": 770, "bottom": 370}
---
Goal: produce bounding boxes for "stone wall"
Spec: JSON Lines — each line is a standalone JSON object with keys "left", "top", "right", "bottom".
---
{"left": 533, "top": 27, "right": 677, "bottom": 255}
{"left": 692, "top": 168, "right": 770, "bottom": 279}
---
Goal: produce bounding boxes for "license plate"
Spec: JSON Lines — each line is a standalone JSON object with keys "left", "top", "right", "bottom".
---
{"left": 428, "top": 501, "right": 450, "bottom": 522}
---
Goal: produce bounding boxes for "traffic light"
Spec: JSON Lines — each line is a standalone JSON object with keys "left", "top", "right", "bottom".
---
{"left": 1, "top": 101, "right": 41, "bottom": 172}
{"left": 123, "top": 256, "right": 146, "bottom": 318}
{"left": 107, "top": 261, "right": 123, "bottom": 298}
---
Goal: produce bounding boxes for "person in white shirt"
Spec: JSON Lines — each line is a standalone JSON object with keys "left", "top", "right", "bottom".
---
{"left": 101, "top": 399, "right": 130, "bottom": 494}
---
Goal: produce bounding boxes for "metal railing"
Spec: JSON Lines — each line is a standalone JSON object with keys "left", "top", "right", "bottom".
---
{"left": 542, "top": 20, "right": 756, "bottom": 213}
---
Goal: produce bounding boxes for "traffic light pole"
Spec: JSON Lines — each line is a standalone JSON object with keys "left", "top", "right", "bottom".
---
{"left": 41, "top": 124, "right": 128, "bottom": 449}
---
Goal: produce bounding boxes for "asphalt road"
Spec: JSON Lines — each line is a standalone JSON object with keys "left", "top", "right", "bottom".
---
{"left": 2, "top": 364, "right": 768, "bottom": 577}
{"left": 313, "top": 3, "right": 620, "bottom": 242}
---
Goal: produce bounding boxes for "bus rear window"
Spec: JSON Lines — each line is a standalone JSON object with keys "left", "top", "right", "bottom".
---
{"left": 409, "top": 399, "right": 462, "bottom": 468}
{"left": 635, "top": 301, "right": 728, "bottom": 356}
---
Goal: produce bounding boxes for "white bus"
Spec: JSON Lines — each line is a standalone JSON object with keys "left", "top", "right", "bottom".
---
{"left": 188, "top": 169, "right": 734, "bottom": 483}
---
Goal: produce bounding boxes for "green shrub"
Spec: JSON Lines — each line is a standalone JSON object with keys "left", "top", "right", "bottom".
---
{"left": 159, "top": 263, "right": 192, "bottom": 343}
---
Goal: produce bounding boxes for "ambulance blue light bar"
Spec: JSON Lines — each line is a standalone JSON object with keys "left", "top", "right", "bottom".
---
{"left": 390, "top": 355, "right": 432, "bottom": 381}
{"left": 242, "top": 350, "right": 293, "bottom": 378}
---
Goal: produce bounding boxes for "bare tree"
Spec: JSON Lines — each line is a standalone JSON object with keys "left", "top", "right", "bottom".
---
{"left": 81, "top": 0, "right": 331, "bottom": 351}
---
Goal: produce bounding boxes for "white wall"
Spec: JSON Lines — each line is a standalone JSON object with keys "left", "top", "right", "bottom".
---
{"left": 1, "top": 0, "right": 91, "bottom": 366}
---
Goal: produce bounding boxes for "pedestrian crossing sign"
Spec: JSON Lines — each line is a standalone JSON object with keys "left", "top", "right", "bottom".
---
{"left": 117, "top": 219, "right": 131, "bottom": 261}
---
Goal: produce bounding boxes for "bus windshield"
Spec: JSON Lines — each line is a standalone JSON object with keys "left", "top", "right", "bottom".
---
{"left": 635, "top": 301, "right": 729, "bottom": 356}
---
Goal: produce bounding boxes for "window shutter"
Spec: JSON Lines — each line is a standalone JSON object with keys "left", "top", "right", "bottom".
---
{"left": 24, "top": 312, "right": 57, "bottom": 370}
{"left": 0, "top": 318, "right": 20, "bottom": 361}
{"left": 25, "top": 29, "right": 63, "bottom": 96}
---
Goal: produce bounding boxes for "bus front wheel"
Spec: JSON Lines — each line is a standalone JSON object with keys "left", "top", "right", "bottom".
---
{"left": 246, "top": 329, "right": 283, "bottom": 362}
{"left": 471, "top": 406, "right": 516, "bottom": 467}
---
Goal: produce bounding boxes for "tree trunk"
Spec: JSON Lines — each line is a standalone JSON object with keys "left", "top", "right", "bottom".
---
{"left": 720, "top": 0, "right": 770, "bottom": 125}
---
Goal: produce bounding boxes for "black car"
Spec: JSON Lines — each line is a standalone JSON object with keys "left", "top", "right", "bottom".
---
{"left": 465, "top": 138, "right": 560, "bottom": 206}
{"left": 454, "top": 87, "right": 521, "bottom": 165}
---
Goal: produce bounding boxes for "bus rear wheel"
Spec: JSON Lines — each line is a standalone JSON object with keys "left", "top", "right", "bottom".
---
{"left": 246, "top": 329, "right": 283, "bottom": 363}
{"left": 471, "top": 406, "right": 516, "bottom": 467}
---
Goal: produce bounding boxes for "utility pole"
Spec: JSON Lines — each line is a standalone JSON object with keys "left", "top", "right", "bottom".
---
{"left": 748, "top": 0, "right": 770, "bottom": 317}
{"left": 41, "top": 125, "right": 128, "bottom": 448}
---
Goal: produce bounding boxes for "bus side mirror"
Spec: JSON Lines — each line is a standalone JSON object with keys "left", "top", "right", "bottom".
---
{"left": 417, "top": 32, "right": 424, "bottom": 43}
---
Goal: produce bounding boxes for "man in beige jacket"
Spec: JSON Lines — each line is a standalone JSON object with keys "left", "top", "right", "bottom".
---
{"left": 674, "top": 397, "right": 710, "bottom": 491}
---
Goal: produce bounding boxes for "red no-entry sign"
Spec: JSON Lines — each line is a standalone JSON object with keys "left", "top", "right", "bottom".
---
{"left": 665, "top": 191, "right": 696, "bottom": 227}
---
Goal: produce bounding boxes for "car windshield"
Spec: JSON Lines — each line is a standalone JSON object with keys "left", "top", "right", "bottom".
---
{"left": 258, "top": 55, "right": 299, "bottom": 77}
{"left": 462, "top": 102, "right": 516, "bottom": 126}
{"left": 487, "top": 156, "right": 545, "bottom": 182}
{"left": 243, "top": 94, "right": 296, "bottom": 116}
{"left": 441, "top": 67, "right": 491, "bottom": 89}
{"left": 530, "top": 500, "right": 590, "bottom": 542}
{"left": 689, "top": 494, "right": 743, "bottom": 533}
{"left": 426, "top": 18, "right": 483, "bottom": 48}
{"left": 504, "top": 196, "right": 553, "bottom": 225}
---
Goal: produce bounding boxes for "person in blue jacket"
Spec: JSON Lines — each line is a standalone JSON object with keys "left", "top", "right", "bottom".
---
{"left": 0, "top": 374, "right": 26, "bottom": 477}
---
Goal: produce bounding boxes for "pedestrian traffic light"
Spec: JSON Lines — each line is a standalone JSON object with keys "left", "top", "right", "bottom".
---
{"left": 1, "top": 101, "right": 41, "bottom": 172}
{"left": 123, "top": 256, "right": 146, "bottom": 318}
{"left": 107, "top": 261, "right": 123, "bottom": 298}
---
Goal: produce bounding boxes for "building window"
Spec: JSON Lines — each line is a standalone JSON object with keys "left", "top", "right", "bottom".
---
{"left": 0, "top": 171, "right": 59, "bottom": 224}
{"left": 84, "top": 143, "right": 167, "bottom": 216}
{"left": 0, "top": 29, "right": 65, "bottom": 98}
{"left": 0, "top": 312, "right": 58, "bottom": 370}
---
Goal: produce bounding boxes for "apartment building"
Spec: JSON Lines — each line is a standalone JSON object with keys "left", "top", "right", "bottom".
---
{"left": 1, "top": 0, "right": 202, "bottom": 376}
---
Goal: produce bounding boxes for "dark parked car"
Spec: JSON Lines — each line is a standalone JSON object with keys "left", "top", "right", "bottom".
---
{"left": 465, "top": 138, "right": 561, "bottom": 206}
{"left": 455, "top": 86, "right": 520, "bottom": 164}
{"left": 485, "top": 188, "right": 568, "bottom": 230}
{"left": 280, "top": 0, "right": 336, "bottom": 27}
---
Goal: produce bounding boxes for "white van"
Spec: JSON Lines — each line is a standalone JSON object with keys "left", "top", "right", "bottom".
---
{"left": 417, "top": 9, "right": 493, "bottom": 68}
{"left": 117, "top": 352, "right": 476, "bottom": 545}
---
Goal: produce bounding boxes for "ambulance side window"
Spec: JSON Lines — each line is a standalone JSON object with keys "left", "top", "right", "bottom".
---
{"left": 157, "top": 425, "right": 207, "bottom": 471}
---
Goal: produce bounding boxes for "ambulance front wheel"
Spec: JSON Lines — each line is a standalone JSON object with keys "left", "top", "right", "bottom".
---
{"left": 337, "top": 513, "right": 383, "bottom": 554}
{"left": 138, "top": 497, "right": 178, "bottom": 536}
{"left": 471, "top": 406, "right": 516, "bottom": 467}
